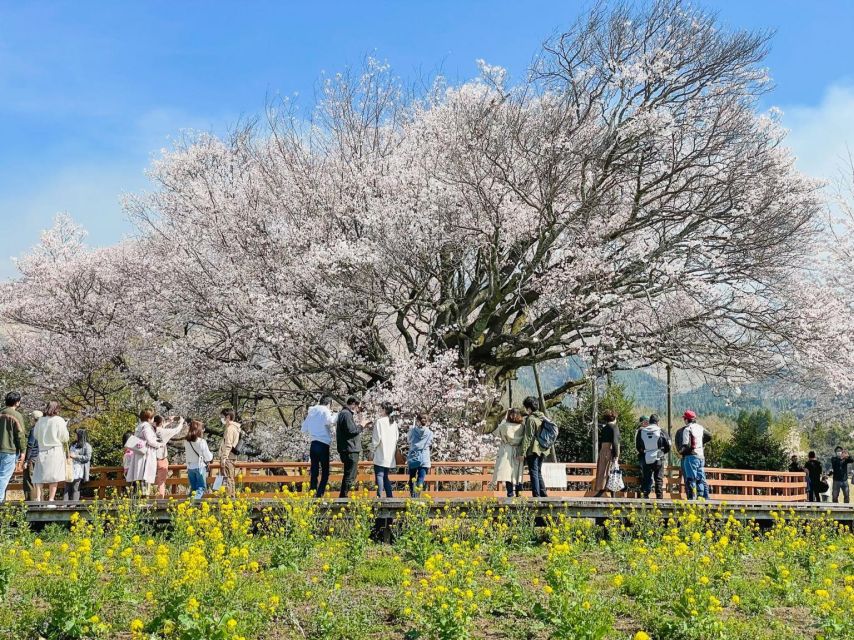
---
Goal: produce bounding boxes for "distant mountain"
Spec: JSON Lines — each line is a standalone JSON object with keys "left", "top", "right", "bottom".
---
{"left": 512, "top": 360, "right": 811, "bottom": 419}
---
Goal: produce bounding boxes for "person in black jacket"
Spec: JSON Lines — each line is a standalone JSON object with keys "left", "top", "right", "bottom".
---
{"left": 830, "top": 447, "right": 852, "bottom": 504}
{"left": 804, "top": 451, "right": 823, "bottom": 502}
{"left": 635, "top": 414, "right": 671, "bottom": 499}
{"left": 336, "top": 397, "right": 365, "bottom": 498}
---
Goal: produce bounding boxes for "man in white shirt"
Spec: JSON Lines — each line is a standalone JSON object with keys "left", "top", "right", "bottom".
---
{"left": 679, "top": 410, "right": 711, "bottom": 500}
{"left": 301, "top": 395, "right": 337, "bottom": 498}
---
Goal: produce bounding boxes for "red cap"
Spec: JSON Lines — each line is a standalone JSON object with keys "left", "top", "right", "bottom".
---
{"left": 683, "top": 410, "right": 697, "bottom": 420}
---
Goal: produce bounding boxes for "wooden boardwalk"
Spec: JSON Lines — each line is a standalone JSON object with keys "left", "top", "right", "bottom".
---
{"left": 17, "top": 497, "right": 854, "bottom": 527}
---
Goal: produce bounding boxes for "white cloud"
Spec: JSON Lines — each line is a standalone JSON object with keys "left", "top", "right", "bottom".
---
{"left": 782, "top": 83, "right": 854, "bottom": 182}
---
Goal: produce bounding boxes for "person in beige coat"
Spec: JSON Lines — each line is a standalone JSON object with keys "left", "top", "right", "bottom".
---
{"left": 218, "top": 408, "right": 241, "bottom": 497}
{"left": 490, "top": 409, "right": 525, "bottom": 497}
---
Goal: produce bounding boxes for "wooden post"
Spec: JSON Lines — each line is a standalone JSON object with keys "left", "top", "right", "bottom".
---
{"left": 507, "top": 377, "right": 513, "bottom": 409}
{"left": 592, "top": 370, "right": 599, "bottom": 462}
{"left": 666, "top": 363, "right": 673, "bottom": 464}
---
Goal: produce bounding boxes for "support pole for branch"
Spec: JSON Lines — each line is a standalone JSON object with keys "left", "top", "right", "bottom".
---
{"left": 507, "top": 377, "right": 513, "bottom": 409}
{"left": 592, "top": 368, "right": 599, "bottom": 463}
{"left": 666, "top": 363, "right": 673, "bottom": 465}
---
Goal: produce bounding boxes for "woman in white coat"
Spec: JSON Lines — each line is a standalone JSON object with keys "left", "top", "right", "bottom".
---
{"left": 32, "top": 401, "right": 70, "bottom": 502}
{"left": 491, "top": 408, "right": 525, "bottom": 498}
{"left": 126, "top": 408, "right": 160, "bottom": 494}
{"left": 372, "top": 402, "right": 399, "bottom": 498}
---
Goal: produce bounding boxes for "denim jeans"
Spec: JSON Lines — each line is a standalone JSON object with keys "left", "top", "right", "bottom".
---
{"left": 526, "top": 453, "right": 548, "bottom": 498}
{"left": 683, "top": 455, "right": 707, "bottom": 500}
{"left": 309, "top": 441, "right": 331, "bottom": 497}
{"left": 505, "top": 481, "right": 522, "bottom": 497}
{"left": 374, "top": 465, "right": 394, "bottom": 498}
{"left": 188, "top": 467, "right": 207, "bottom": 500}
{"left": 0, "top": 452, "right": 17, "bottom": 503}
{"left": 408, "top": 465, "right": 427, "bottom": 497}
{"left": 832, "top": 480, "right": 850, "bottom": 504}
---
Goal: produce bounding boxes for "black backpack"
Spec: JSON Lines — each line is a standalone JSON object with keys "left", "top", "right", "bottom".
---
{"left": 232, "top": 431, "right": 246, "bottom": 456}
{"left": 536, "top": 417, "right": 559, "bottom": 449}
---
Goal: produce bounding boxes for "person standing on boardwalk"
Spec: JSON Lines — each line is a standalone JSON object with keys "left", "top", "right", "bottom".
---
{"left": 64, "top": 428, "right": 92, "bottom": 501}
{"left": 127, "top": 408, "right": 160, "bottom": 495}
{"left": 407, "top": 413, "right": 434, "bottom": 497}
{"left": 589, "top": 410, "right": 620, "bottom": 498}
{"left": 336, "top": 397, "right": 364, "bottom": 498}
{"left": 519, "top": 396, "right": 550, "bottom": 498}
{"left": 0, "top": 392, "right": 26, "bottom": 502}
{"left": 490, "top": 408, "right": 525, "bottom": 497}
{"left": 679, "top": 410, "right": 711, "bottom": 500}
{"left": 830, "top": 447, "right": 852, "bottom": 504}
{"left": 372, "top": 401, "right": 399, "bottom": 498}
{"left": 184, "top": 420, "right": 213, "bottom": 500}
{"left": 32, "top": 401, "right": 70, "bottom": 502}
{"left": 153, "top": 415, "right": 185, "bottom": 499}
{"left": 636, "top": 414, "right": 670, "bottom": 499}
{"left": 218, "top": 408, "right": 241, "bottom": 497}
{"left": 22, "top": 410, "right": 42, "bottom": 501}
{"left": 301, "top": 395, "right": 337, "bottom": 498}
{"left": 788, "top": 455, "right": 803, "bottom": 473}
{"left": 804, "top": 451, "right": 823, "bottom": 502}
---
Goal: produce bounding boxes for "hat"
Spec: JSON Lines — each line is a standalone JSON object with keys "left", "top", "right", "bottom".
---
{"left": 683, "top": 410, "right": 697, "bottom": 420}
{"left": 31, "top": 410, "right": 43, "bottom": 419}
{"left": 638, "top": 416, "right": 649, "bottom": 423}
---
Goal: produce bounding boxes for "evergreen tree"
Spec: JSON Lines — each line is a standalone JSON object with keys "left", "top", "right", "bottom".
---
{"left": 553, "top": 383, "right": 638, "bottom": 463}
{"left": 719, "top": 409, "right": 788, "bottom": 471}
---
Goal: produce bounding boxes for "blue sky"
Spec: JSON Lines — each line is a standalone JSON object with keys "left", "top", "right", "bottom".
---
{"left": 1, "top": 0, "right": 853, "bottom": 278}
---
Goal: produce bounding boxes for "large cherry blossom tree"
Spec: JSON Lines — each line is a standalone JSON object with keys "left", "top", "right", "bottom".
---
{"left": 0, "top": 0, "right": 847, "bottom": 458}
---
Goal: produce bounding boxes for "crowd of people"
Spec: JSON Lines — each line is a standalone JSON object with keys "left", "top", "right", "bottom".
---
{"left": 0, "top": 389, "right": 852, "bottom": 504}
{"left": 789, "top": 447, "right": 853, "bottom": 503}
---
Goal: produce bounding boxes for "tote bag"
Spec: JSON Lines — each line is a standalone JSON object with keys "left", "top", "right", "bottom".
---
{"left": 606, "top": 461, "right": 625, "bottom": 493}
{"left": 64, "top": 445, "right": 74, "bottom": 483}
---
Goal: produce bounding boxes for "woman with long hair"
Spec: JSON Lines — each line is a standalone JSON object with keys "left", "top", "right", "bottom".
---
{"left": 32, "top": 401, "right": 69, "bottom": 502}
{"left": 65, "top": 428, "right": 92, "bottom": 501}
{"left": 184, "top": 419, "right": 213, "bottom": 500}
{"left": 372, "top": 401, "right": 399, "bottom": 498}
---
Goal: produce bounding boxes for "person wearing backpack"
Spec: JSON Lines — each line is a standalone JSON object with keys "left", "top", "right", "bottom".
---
{"left": 679, "top": 410, "right": 711, "bottom": 500}
{"left": 519, "top": 396, "right": 552, "bottom": 498}
{"left": 0, "top": 392, "right": 26, "bottom": 502}
{"left": 635, "top": 414, "right": 670, "bottom": 499}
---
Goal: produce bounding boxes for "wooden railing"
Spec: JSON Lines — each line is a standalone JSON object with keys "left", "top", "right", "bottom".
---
{"left": 5, "top": 461, "right": 808, "bottom": 501}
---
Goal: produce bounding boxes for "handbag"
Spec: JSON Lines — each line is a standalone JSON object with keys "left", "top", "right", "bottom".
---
{"left": 394, "top": 447, "right": 406, "bottom": 467}
{"left": 64, "top": 445, "right": 74, "bottom": 483}
{"left": 124, "top": 435, "right": 147, "bottom": 455}
{"left": 606, "top": 461, "right": 625, "bottom": 492}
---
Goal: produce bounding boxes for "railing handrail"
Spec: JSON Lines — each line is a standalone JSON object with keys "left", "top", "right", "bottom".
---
{"left": 5, "top": 459, "right": 809, "bottom": 502}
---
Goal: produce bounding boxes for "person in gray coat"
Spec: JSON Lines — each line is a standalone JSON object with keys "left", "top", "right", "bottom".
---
{"left": 65, "top": 428, "right": 92, "bottom": 501}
